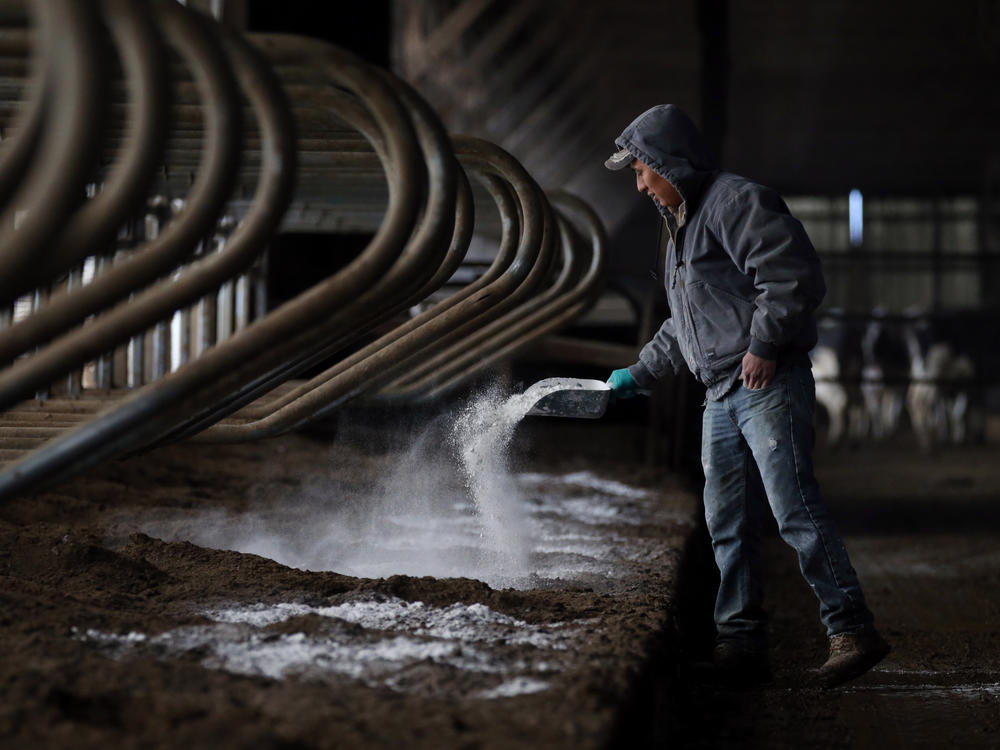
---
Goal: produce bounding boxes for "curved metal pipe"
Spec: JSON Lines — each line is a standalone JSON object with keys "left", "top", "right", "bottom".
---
{"left": 24, "top": 0, "right": 170, "bottom": 288}
{"left": 379, "top": 138, "right": 557, "bottom": 396}
{"left": 136, "top": 50, "right": 467, "bottom": 445}
{"left": 0, "top": 36, "right": 419, "bottom": 501}
{"left": 0, "top": 0, "right": 241, "bottom": 367}
{"left": 0, "top": 10, "right": 295, "bottom": 416}
{"left": 193, "top": 138, "right": 550, "bottom": 441}
{"left": 0, "top": 26, "right": 47, "bottom": 211}
{"left": 396, "top": 208, "right": 579, "bottom": 394}
{"left": 232, "top": 170, "right": 512, "bottom": 422}
{"left": 161, "top": 166, "right": 475, "bottom": 443}
{"left": 0, "top": 0, "right": 106, "bottom": 307}
{"left": 249, "top": 35, "right": 459, "bottom": 321}
{"left": 414, "top": 191, "right": 607, "bottom": 400}
{"left": 381, "top": 195, "right": 582, "bottom": 398}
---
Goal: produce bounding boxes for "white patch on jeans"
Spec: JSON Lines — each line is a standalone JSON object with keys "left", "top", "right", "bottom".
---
{"left": 767, "top": 437, "right": 778, "bottom": 452}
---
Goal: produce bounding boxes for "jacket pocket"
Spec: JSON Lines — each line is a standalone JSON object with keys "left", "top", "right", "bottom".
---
{"left": 686, "top": 281, "right": 754, "bottom": 367}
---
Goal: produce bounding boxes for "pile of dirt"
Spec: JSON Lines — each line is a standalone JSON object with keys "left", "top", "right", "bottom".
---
{"left": 0, "top": 427, "right": 698, "bottom": 749}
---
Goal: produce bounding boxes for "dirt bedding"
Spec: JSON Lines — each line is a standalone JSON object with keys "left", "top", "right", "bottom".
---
{"left": 0, "top": 418, "right": 698, "bottom": 749}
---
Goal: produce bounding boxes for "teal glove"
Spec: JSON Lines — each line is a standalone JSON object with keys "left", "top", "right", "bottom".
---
{"left": 607, "top": 368, "right": 641, "bottom": 401}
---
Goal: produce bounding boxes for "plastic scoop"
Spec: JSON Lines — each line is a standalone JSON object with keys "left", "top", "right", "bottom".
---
{"left": 523, "top": 377, "right": 612, "bottom": 419}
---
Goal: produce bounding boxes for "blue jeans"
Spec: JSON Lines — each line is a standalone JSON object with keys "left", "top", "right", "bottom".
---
{"left": 701, "top": 364, "right": 874, "bottom": 645}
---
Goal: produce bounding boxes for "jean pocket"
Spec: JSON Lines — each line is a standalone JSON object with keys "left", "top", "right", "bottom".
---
{"left": 741, "top": 368, "right": 787, "bottom": 397}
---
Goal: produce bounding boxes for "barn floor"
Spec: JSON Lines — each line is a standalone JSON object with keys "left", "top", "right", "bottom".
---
{"left": 667, "top": 435, "right": 1000, "bottom": 749}
{"left": 0, "top": 411, "right": 698, "bottom": 750}
{"left": 3, "top": 404, "right": 999, "bottom": 749}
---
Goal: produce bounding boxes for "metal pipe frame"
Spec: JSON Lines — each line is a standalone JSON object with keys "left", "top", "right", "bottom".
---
{"left": 377, "top": 142, "right": 558, "bottom": 396}
{"left": 231, "top": 170, "right": 516, "bottom": 423}
{"left": 380, "top": 203, "right": 579, "bottom": 399}
{"left": 130, "top": 41, "right": 468, "bottom": 446}
{"left": 187, "top": 140, "right": 549, "bottom": 442}
{"left": 0, "top": 10, "right": 609, "bottom": 502}
{"left": 0, "top": 23, "right": 46, "bottom": 211}
{"left": 1, "top": 131, "right": 558, "bottom": 449}
{"left": 0, "top": 0, "right": 242, "bottom": 368}
{"left": 227, "top": 173, "right": 597, "bottom": 433}
{"left": 0, "top": 32, "right": 419, "bottom": 500}
{"left": 25, "top": 0, "right": 171, "bottom": 290}
{"left": 273, "top": 136, "right": 554, "bottom": 409}
{"left": 0, "top": 0, "right": 106, "bottom": 308}
{"left": 410, "top": 190, "right": 607, "bottom": 401}
{"left": 157, "top": 163, "right": 474, "bottom": 445}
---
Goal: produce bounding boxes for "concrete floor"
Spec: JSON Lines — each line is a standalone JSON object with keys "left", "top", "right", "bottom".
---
{"left": 667, "top": 437, "right": 1000, "bottom": 749}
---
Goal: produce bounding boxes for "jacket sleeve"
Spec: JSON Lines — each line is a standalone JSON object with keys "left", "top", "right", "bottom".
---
{"left": 716, "top": 186, "right": 826, "bottom": 359}
{"left": 628, "top": 317, "right": 685, "bottom": 386}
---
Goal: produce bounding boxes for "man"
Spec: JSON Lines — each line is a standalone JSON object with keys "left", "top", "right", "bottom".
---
{"left": 604, "top": 104, "right": 888, "bottom": 688}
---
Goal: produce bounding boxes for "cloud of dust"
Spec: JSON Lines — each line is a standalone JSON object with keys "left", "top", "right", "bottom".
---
{"left": 138, "top": 382, "right": 541, "bottom": 589}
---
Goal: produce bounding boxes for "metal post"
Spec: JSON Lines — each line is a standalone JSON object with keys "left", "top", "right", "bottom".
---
{"left": 149, "top": 200, "right": 171, "bottom": 380}
{"left": 696, "top": 0, "right": 730, "bottom": 163}
{"left": 31, "top": 288, "right": 47, "bottom": 400}
{"left": 195, "top": 236, "right": 218, "bottom": 357}
{"left": 171, "top": 305, "right": 192, "bottom": 372}
{"left": 95, "top": 258, "right": 114, "bottom": 389}
{"left": 65, "top": 266, "right": 83, "bottom": 396}
{"left": 213, "top": 216, "right": 237, "bottom": 342}
{"left": 127, "top": 332, "right": 144, "bottom": 388}
{"left": 932, "top": 197, "right": 943, "bottom": 312}
{"left": 234, "top": 272, "right": 250, "bottom": 331}
{"left": 253, "top": 249, "right": 269, "bottom": 320}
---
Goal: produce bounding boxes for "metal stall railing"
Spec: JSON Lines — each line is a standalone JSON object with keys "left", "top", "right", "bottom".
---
{"left": 187, "top": 135, "right": 553, "bottom": 442}
{"left": 392, "top": 190, "right": 606, "bottom": 401}
{"left": 0, "top": 2, "right": 607, "bottom": 501}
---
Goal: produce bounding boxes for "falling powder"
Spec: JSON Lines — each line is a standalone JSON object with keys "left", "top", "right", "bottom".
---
{"left": 451, "top": 379, "right": 602, "bottom": 585}
{"left": 133, "top": 379, "right": 667, "bottom": 589}
{"left": 452, "top": 385, "right": 537, "bottom": 584}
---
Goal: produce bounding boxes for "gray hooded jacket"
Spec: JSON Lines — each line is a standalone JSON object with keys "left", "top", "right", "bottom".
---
{"left": 617, "top": 105, "right": 826, "bottom": 400}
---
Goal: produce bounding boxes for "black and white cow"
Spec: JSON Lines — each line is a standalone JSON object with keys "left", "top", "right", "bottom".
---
{"left": 902, "top": 311, "right": 982, "bottom": 450}
{"left": 811, "top": 309, "right": 991, "bottom": 449}
{"left": 811, "top": 312, "right": 867, "bottom": 446}
{"left": 861, "top": 309, "right": 910, "bottom": 441}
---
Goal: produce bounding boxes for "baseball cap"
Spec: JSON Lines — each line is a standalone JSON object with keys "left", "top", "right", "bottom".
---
{"left": 604, "top": 147, "right": 633, "bottom": 170}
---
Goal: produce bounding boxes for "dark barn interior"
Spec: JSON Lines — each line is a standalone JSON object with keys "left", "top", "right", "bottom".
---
{"left": 1, "top": 1, "right": 999, "bottom": 748}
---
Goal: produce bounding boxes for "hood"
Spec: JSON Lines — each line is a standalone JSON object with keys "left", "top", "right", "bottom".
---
{"left": 614, "top": 104, "right": 718, "bottom": 212}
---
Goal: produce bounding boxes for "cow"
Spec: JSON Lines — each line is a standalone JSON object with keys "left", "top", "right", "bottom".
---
{"left": 811, "top": 312, "right": 868, "bottom": 447}
{"left": 860, "top": 309, "right": 910, "bottom": 440}
{"left": 902, "top": 311, "right": 983, "bottom": 450}
{"left": 813, "top": 309, "right": 993, "bottom": 450}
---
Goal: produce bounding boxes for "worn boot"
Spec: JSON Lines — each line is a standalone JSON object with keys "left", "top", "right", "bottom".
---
{"left": 712, "top": 640, "right": 772, "bottom": 687}
{"left": 816, "top": 629, "right": 890, "bottom": 689}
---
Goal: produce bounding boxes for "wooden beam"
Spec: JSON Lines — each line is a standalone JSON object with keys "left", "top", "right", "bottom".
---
{"left": 465, "top": 11, "right": 566, "bottom": 119}
{"left": 406, "top": 0, "right": 494, "bottom": 80}
{"left": 455, "top": 0, "right": 540, "bottom": 80}
{"left": 415, "top": 1, "right": 541, "bottom": 128}
{"left": 696, "top": 0, "right": 731, "bottom": 161}
{"left": 501, "top": 51, "right": 603, "bottom": 155}
{"left": 526, "top": 97, "right": 622, "bottom": 187}
{"left": 482, "top": 14, "right": 597, "bottom": 138}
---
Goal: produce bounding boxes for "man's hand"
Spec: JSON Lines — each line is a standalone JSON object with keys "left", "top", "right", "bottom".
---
{"left": 606, "top": 368, "right": 641, "bottom": 401}
{"left": 741, "top": 352, "right": 776, "bottom": 390}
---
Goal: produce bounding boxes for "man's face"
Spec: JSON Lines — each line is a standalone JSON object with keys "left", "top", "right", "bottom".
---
{"left": 631, "top": 159, "right": 682, "bottom": 208}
